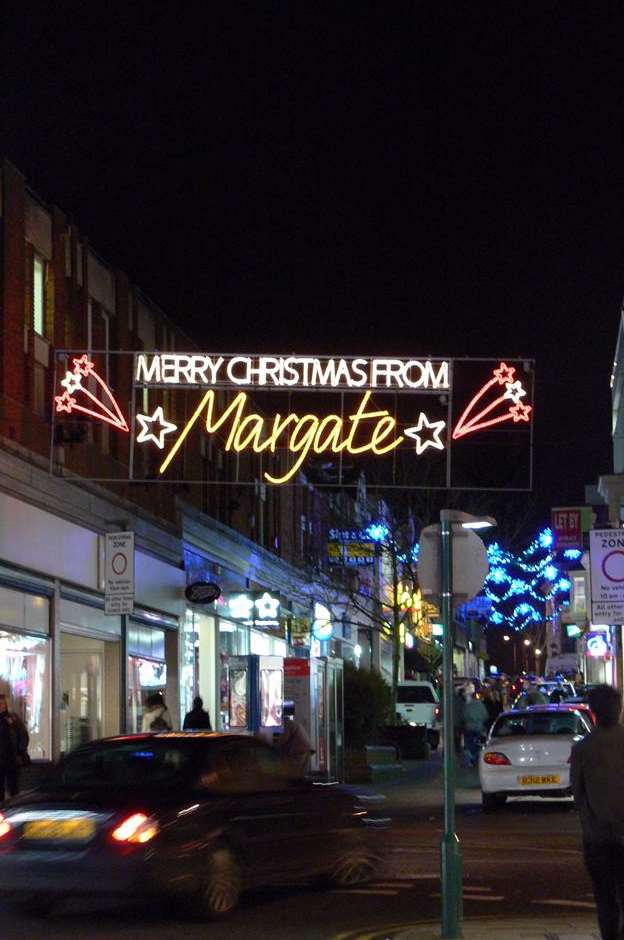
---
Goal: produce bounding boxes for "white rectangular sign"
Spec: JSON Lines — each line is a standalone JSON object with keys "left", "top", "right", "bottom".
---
{"left": 105, "top": 531, "right": 135, "bottom": 602}
{"left": 589, "top": 529, "right": 624, "bottom": 623}
{"left": 105, "top": 595, "right": 134, "bottom": 615}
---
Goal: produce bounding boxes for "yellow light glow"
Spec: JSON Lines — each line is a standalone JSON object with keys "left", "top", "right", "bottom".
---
{"left": 159, "top": 390, "right": 404, "bottom": 484}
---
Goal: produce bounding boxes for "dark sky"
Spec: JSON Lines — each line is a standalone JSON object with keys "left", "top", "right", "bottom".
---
{"left": 3, "top": 4, "right": 624, "bottom": 528}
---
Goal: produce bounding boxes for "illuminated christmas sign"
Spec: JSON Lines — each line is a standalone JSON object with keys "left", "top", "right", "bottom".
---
{"left": 51, "top": 353, "right": 535, "bottom": 491}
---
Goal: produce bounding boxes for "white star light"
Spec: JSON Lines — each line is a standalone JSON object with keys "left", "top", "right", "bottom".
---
{"left": 255, "top": 591, "right": 280, "bottom": 619}
{"left": 61, "top": 371, "right": 82, "bottom": 394}
{"left": 404, "top": 413, "right": 446, "bottom": 455}
{"left": 503, "top": 380, "right": 527, "bottom": 405}
{"left": 136, "top": 406, "right": 177, "bottom": 449}
{"left": 228, "top": 594, "right": 254, "bottom": 619}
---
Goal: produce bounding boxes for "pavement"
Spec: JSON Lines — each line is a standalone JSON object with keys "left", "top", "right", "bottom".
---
{"left": 345, "top": 757, "right": 601, "bottom": 940}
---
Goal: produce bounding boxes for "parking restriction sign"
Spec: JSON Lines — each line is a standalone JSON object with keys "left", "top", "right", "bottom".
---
{"left": 589, "top": 529, "right": 624, "bottom": 623}
{"left": 105, "top": 531, "right": 134, "bottom": 614}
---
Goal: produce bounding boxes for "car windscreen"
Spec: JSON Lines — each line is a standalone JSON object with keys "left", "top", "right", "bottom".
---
{"left": 44, "top": 740, "right": 202, "bottom": 789}
{"left": 397, "top": 687, "right": 435, "bottom": 703}
{"left": 491, "top": 712, "right": 587, "bottom": 738}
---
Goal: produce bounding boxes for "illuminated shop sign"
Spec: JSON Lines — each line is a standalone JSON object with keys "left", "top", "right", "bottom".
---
{"left": 586, "top": 630, "right": 611, "bottom": 658}
{"left": 51, "top": 353, "right": 535, "bottom": 491}
{"left": 226, "top": 592, "right": 282, "bottom": 630}
{"left": 312, "top": 603, "right": 333, "bottom": 641}
{"left": 327, "top": 528, "right": 375, "bottom": 567}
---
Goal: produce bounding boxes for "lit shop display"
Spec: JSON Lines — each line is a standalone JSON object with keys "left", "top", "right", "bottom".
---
{"left": 226, "top": 655, "right": 284, "bottom": 733}
{"left": 51, "top": 353, "right": 535, "bottom": 491}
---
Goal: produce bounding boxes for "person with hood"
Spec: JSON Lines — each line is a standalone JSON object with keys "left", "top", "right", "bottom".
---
{"left": 183, "top": 696, "right": 212, "bottom": 731}
{"left": 571, "top": 684, "right": 624, "bottom": 940}
{"left": 141, "top": 692, "right": 172, "bottom": 732}
{"left": 462, "top": 684, "right": 489, "bottom": 768}
{"left": 0, "top": 693, "right": 29, "bottom": 799}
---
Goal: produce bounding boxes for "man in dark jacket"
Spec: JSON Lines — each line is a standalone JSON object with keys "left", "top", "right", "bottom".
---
{"left": 183, "top": 696, "right": 212, "bottom": 731}
{"left": 0, "top": 694, "right": 29, "bottom": 799}
{"left": 571, "top": 684, "right": 624, "bottom": 940}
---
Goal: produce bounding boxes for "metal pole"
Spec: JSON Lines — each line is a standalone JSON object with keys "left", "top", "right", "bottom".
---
{"left": 440, "top": 514, "right": 463, "bottom": 938}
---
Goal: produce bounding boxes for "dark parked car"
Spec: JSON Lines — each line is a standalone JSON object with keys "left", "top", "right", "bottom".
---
{"left": 0, "top": 732, "right": 385, "bottom": 918}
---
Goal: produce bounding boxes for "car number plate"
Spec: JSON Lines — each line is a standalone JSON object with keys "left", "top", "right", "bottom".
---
{"left": 23, "top": 818, "right": 95, "bottom": 841}
{"left": 518, "top": 774, "right": 560, "bottom": 785}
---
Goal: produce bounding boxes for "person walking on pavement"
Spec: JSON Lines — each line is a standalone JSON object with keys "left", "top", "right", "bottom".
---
{"left": 571, "top": 684, "right": 624, "bottom": 940}
{"left": 516, "top": 677, "right": 548, "bottom": 708}
{"left": 141, "top": 691, "right": 173, "bottom": 732}
{"left": 0, "top": 693, "right": 29, "bottom": 800}
{"left": 462, "top": 684, "right": 489, "bottom": 767}
{"left": 280, "top": 716, "right": 313, "bottom": 776}
{"left": 183, "top": 696, "right": 212, "bottom": 731}
{"left": 453, "top": 684, "right": 466, "bottom": 754}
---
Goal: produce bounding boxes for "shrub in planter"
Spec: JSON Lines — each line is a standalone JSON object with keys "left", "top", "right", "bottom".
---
{"left": 344, "top": 661, "right": 393, "bottom": 750}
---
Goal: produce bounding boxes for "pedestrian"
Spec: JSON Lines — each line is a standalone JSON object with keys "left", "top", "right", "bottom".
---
{"left": 279, "top": 717, "right": 313, "bottom": 776}
{"left": 482, "top": 684, "right": 502, "bottom": 727}
{"left": 453, "top": 684, "right": 466, "bottom": 754}
{"left": 0, "top": 694, "right": 29, "bottom": 800}
{"left": 141, "top": 691, "right": 172, "bottom": 732}
{"left": 571, "top": 684, "right": 624, "bottom": 940}
{"left": 183, "top": 695, "right": 212, "bottom": 731}
{"left": 516, "top": 678, "right": 548, "bottom": 708}
{"left": 462, "top": 684, "right": 489, "bottom": 767}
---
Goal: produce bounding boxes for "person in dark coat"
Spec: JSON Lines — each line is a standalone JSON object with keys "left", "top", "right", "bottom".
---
{"left": 0, "top": 694, "right": 29, "bottom": 799}
{"left": 571, "top": 684, "right": 624, "bottom": 940}
{"left": 183, "top": 696, "right": 212, "bottom": 731}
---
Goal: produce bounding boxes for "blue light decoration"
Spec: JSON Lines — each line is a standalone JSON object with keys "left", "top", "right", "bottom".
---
{"left": 563, "top": 548, "right": 583, "bottom": 561}
{"left": 482, "top": 525, "right": 573, "bottom": 632}
{"left": 365, "top": 522, "right": 390, "bottom": 543}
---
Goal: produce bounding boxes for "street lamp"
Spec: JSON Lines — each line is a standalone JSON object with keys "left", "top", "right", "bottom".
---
{"left": 523, "top": 638, "right": 531, "bottom": 646}
{"left": 439, "top": 509, "right": 496, "bottom": 940}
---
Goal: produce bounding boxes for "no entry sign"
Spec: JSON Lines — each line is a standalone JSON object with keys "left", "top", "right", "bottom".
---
{"left": 589, "top": 529, "right": 624, "bottom": 624}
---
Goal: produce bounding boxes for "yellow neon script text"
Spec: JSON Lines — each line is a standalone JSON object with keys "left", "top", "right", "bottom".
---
{"left": 159, "top": 391, "right": 403, "bottom": 484}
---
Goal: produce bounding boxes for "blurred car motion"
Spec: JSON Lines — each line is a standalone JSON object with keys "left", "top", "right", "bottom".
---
{"left": 0, "top": 733, "right": 386, "bottom": 918}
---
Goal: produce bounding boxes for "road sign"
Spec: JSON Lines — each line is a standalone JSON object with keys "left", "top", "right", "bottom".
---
{"left": 105, "top": 531, "right": 134, "bottom": 614}
{"left": 418, "top": 524, "right": 489, "bottom": 603}
{"left": 589, "top": 529, "right": 624, "bottom": 623}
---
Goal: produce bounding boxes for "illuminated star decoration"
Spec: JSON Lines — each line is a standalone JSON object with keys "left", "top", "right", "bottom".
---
{"left": 453, "top": 361, "right": 532, "bottom": 440}
{"left": 54, "top": 355, "right": 129, "bottom": 431}
{"left": 255, "top": 592, "right": 280, "bottom": 620}
{"left": 404, "top": 413, "right": 446, "bottom": 455}
{"left": 228, "top": 594, "right": 255, "bottom": 619}
{"left": 136, "top": 406, "right": 177, "bottom": 449}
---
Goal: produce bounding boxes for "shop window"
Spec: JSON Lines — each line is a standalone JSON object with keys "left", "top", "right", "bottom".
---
{"left": 33, "top": 254, "right": 46, "bottom": 336}
{"left": 0, "top": 630, "right": 50, "bottom": 759}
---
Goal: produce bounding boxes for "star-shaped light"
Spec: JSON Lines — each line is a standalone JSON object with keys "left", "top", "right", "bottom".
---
{"left": 404, "top": 413, "right": 446, "bottom": 455}
{"left": 493, "top": 362, "right": 516, "bottom": 385}
{"left": 72, "top": 354, "right": 95, "bottom": 377}
{"left": 503, "top": 380, "right": 527, "bottom": 405}
{"left": 255, "top": 591, "right": 280, "bottom": 619}
{"left": 136, "top": 406, "right": 177, "bottom": 449}
{"left": 228, "top": 594, "right": 254, "bottom": 619}
{"left": 61, "top": 371, "right": 82, "bottom": 394}
{"left": 55, "top": 391, "right": 76, "bottom": 414}
{"left": 510, "top": 401, "right": 532, "bottom": 423}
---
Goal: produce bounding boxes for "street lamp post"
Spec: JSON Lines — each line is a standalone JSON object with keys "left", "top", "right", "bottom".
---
{"left": 438, "top": 510, "right": 495, "bottom": 940}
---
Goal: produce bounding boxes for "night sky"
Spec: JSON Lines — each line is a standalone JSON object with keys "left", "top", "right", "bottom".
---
{"left": 3, "top": 4, "right": 624, "bottom": 532}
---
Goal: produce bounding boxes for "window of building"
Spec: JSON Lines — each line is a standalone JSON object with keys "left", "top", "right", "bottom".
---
{"left": 33, "top": 254, "right": 45, "bottom": 335}
{"left": 573, "top": 575, "right": 586, "bottom": 613}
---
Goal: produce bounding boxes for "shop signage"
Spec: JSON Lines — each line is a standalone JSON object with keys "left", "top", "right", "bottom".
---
{"left": 327, "top": 528, "right": 375, "bottom": 566}
{"left": 225, "top": 591, "right": 284, "bottom": 636}
{"left": 52, "top": 354, "right": 535, "bottom": 491}
{"left": 552, "top": 507, "right": 584, "bottom": 549}
{"left": 312, "top": 602, "right": 333, "bottom": 641}
{"left": 104, "top": 531, "right": 134, "bottom": 615}
{"left": 585, "top": 630, "right": 611, "bottom": 658}
{"left": 589, "top": 529, "right": 624, "bottom": 624}
{"left": 185, "top": 581, "right": 221, "bottom": 604}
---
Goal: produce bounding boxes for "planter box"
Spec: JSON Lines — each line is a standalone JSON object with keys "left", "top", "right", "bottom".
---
{"left": 378, "top": 724, "right": 430, "bottom": 760}
{"left": 344, "top": 744, "right": 406, "bottom": 783}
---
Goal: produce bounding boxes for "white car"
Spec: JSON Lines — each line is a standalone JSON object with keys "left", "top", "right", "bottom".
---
{"left": 478, "top": 705, "right": 592, "bottom": 811}
{"left": 395, "top": 681, "right": 441, "bottom": 749}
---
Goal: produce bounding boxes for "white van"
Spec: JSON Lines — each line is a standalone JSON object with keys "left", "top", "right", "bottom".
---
{"left": 396, "top": 680, "right": 441, "bottom": 748}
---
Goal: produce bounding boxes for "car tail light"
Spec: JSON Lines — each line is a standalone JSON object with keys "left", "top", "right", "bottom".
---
{"left": 0, "top": 812, "right": 12, "bottom": 839}
{"left": 434, "top": 706, "right": 440, "bottom": 718}
{"left": 483, "top": 751, "right": 511, "bottom": 766}
{"left": 110, "top": 813, "right": 159, "bottom": 844}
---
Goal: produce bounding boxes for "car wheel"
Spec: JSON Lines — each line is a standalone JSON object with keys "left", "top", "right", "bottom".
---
{"left": 197, "top": 846, "right": 242, "bottom": 919}
{"left": 482, "top": 792, "right": 507, "bottom": 812}
{"left": 329, "top": 844, "right": 380, "bottom": 887}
